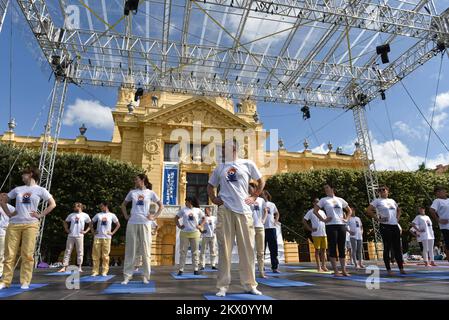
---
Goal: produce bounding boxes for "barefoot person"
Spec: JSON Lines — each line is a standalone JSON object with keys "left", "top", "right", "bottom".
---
{"left": 249, "top": 182, "right": 268, "bottom": 278}
{"left": 199, "top": 207, "right": 217, "bottom": 271}
{"left": 91, "top": 202, "right": 120, "bottom": 277}
{"left": 121, "top": 174, "right": 163, "bottom": 284}
{"left": 314, "top": 183, "right": 352, "bottom": 277}
{"left": 429, "top": 185, "right": 449, "bottom": 262}
{"left": 0, "top": 167, "right": 56, "bottom": 290}
{"left": 412, "top": 206, "right": 436, "bottom": 267}
{"left": 303, "top": 198, "right": 328, "bottom": 272}
{"left": 367, "top": 185, "right": 406, "bottom": 275}
{"left": 59, "top": 203, "right": 91, "bottom": 273}
{"left": 0, "top": 203, "right": 15, "bottom": 279}
{"left": 207, "top": 139, "right": 265, "bottom": 297}
{"left": 348, "top": 207, "right": 365, "bottom": 269}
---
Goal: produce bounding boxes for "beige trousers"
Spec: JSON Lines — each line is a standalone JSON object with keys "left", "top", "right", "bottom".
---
{"left": 0, "top": 223, "right": 39, "bottom": 286}
{"left": 123, "top": 224, "right": 152, "bottom": 279}
{"left": 200, "top": 237, "right": 217, "bottom": 268}
{"left": 216, "top": 206, "right": 257, "bottom": 291}
{"left": 179, "top": 234, "right": 200, "bottom": 271}
{"left": 63, "top": 236, "right": 84, "bottom": 266}
{"left": 92, "top": 238, "right": 111, "bottom": 275}
{"left": 255, "top": 227, "right": 265, "bottom": 273}
{"left": 0, "top": 236, "right": 5, "bottom": 275}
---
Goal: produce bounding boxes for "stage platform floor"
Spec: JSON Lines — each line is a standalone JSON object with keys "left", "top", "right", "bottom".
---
{"left": 1, "top": 261, "right": 449, "bottom": 300}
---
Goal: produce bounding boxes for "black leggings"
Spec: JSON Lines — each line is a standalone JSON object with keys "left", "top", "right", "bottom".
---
{"left": 380, "top": 224, "right": 404, "bottom": 270}
{"left": 264, "top": 228, "right": 279, "bottom": 270}
{"left": 326, "top": 225, "right": 346, "bottom": 259}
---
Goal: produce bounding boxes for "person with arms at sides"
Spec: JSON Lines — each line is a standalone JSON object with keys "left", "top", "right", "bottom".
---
{"left": 58, "top": 202, "right": 91, "bottom": 273}
{"left": 0, "top": 167, "right": 56, "bottom": 290}
{"left": 263, "top": 190, "right": 281, "bottom": 274}
{"left": 303, "top": 198, "right": 328, "bottom": 272}
{"left": 347, "top": 207, "right": 365, "bottom": 269}
{"left": 0, "top": 203, "right": 14, "bottom": 279}
{"left": 429, "top": 185, "right": 449, "bottom": 262}
{"left": 199, "top": 207, "right": 218, "bottom": 271}
{"left": 314, "top": 183, "right": 352, "bottom": 277}
{"left": 412, "top": 206, "right": 436, "bottom": 267}
{"left": 175, "top": 196, "right": 204, "bottom": 275}
{"left": 367, "top": 185, "right": 406, "bottom": 275}
{"left": 90, "top": 202, "right": 120, "bottom": 277}
{"left": 207, "top": 139, "right": 265, "bottom": 297}
{"left": 249, "top": 182, "right": 268, "bottom": 278}
{"left": 121, "top": 174, "right": 163, "bottom": 284}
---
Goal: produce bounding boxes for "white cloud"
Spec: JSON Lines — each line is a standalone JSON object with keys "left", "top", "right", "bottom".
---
{"left": 394, "top": 121, "right": 424, "bottom": 140}
{"left": 310, "top": 143, "right": 328, "bottom": 154}
{"left": 430, "top": 112, "right": 448, "bottom": 131}
{"left": 436, "top": 91, "right": 449, "bottom": 112}
{"left": 63, "top": 99, "right": 114, "bottom": 130}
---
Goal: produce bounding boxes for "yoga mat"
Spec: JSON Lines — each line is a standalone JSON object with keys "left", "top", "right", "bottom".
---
{"left": 80, "top": 275, "right": 115, "bottom": 282}
{"left": 204, "top": 293, "right": 275, "bottom": 300}
{"left": 395, "top": 273, "right": 449, "bottom": 280}
{"left": 170, "top": 272, "right": 209, "bottom": 280}
{"left": 201, "top": 268, "right": 218, "bottom": 272}
{"left": 102, "top": 281, "right": 156, "bottom": 294}
{"left": 45, "top": 271, "right": 74, "bottom": 276}
{"left": 263, "top": 271, "right": 297, "bottom": 277}
{"left": 280, "top": 265, "right": 308, "bottom": 270}
{"left": 0, "top": 284, "right": 48, "bottom": 298}
{"left": 257, "top": 278, "right": 314, "bottom": 287}
{"left": 319, "top": 274, "right": 403, "bottom": 283}
{"left": 296, "top": 269, "right": 333, "bottom": 274}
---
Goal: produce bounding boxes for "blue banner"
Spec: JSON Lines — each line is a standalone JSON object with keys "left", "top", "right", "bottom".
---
{"left": 162, "top": 162, "right": 179, "bottom": 205}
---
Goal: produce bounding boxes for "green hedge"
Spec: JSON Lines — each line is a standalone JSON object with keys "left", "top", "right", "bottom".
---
{"left": 0, "top": 143, "right": 141, "bottom": 263}
{"left": 265, "top": 169, "right": 449, "bottom": 248}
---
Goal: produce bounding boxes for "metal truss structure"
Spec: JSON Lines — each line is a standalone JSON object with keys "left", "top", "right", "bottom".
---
{"left": 2, "top": 0, "right": 449, "bottom": 263}
{"left": 0, "top": 0, "right": 8, "bottom": 33}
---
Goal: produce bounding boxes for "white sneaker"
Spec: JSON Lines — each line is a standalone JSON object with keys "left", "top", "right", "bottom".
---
{"left": 143, "top": 276, "right": 149, "bottom": 284}
{"left": 216, "top": 288, "right": 227, "bottom": 297}
{"left": 246, "top": 288, "right": 262, "bottom": 295}
{"left": 21, "top": 283, "right": 30, "bottom": 290}
{"left": 0, "top": 283, "right": 6, "bottom": 290}
{"left": 121, "top": 276, "right": 131, "bottom": 285}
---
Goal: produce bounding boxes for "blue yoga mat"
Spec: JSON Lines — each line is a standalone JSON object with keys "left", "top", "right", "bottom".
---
{"left": 263, "top": 271, "right": 296, "bottom": 277}
{"left": 395, "top": 273, "right": 449, "bottom": 280}
{"left": 45, "top": 271, "right": 74, "bottom": 276}
{"left": 320, "top": 274, "right": 403, "bottom": 283}
{"left": 0, "top": 284, "right": 48, "bottom": 298}
{"left": 257, "top": 278, "right": 314, "bottom": 287}
{"left": 204, "top": 293, "right": 275, "bottom": 300}
{"left": 280, "top": 265, "right": 308, "bottom": 270}
{"left": 80, "top": 275, "right": 115, "bottom": 282}
{"left": 201, "top": 269, "right": 218, "bottom": 272}
{"left": 170, "top": 272, "right": 209, "bottom": 280}
{"left": 102, "top": 281, "right": 156, "bottom": 294}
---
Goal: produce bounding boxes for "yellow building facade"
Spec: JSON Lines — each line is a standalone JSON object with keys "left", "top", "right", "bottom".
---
{"left": 1, "top": 87, "right": 365, "bottom": 265}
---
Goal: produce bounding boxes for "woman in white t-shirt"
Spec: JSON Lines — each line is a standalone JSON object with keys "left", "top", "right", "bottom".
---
{"left": 121, "top": 174, "right": 163, "bottom": 284}
{"left": 175, "top": 196, "right": 205, "bottom": 275}
{"left": 58, "top": 202, "right": 91, "bottom": 273}
{"left": 0, "top": 167, "right": 56, "bottom": 290}
{"left": 199, "top": 207, "right": 217, "bottom": 271}
{"left": 429, "top": 185, "right": 449, "bottom": 262}
{"left": 347, "top": 208, "right": 364, "bottom": 269}
{"left": 249, "top": 182, "right": 268, "bottom": 278}
{"left": 0, "top": 204, "right": 15, "bottom": 278}
{"left": 412, "top": 207, "right": 436, "bottom": 266}
{"left": 303, "top": 198, "right": 328, "bottom": 272}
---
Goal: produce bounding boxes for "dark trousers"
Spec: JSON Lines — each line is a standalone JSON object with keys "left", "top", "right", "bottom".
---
{"left": 326, "top": 225, "right": 346, "bottom": 258}
{"left": 380, "top": 224, "right": 404, "bottom": 270}
{"left": 264, "top": 228, "right": 279, "bottom": 270}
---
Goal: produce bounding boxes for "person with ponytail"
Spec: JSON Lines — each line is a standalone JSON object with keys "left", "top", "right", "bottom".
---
{"left": 121, "top": 174, "right": 163, "bottom": 285}
{"left": 58, "top": 203, "right": 91, "bottom": 273}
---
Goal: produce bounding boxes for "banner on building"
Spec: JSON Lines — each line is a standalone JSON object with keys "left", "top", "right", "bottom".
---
{"left": 162, "top": 162, "right": 179, "bottom": 205}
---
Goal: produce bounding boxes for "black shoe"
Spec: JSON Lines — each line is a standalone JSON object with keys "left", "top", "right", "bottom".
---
{"left": 194, "top": 270, "right": 200, "bottom": 275}
{"left": 211, "top": 266, "right": 217, "bottom": 270}
{"left": 272, "top": 269, "right": 280, "bottom": 274}
{"left": 200, "top": 267, "right": 205, "bottom": 271}
{"left": 177, "top": 271, "right": 183, "bottom": 276}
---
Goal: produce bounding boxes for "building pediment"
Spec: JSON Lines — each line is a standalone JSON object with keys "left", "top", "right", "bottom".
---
{"left": 141, "top": 97, "right": 253, "bottom": 129}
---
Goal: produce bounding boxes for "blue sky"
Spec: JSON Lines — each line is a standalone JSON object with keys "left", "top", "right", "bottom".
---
{"left": 1, "top": 1, "right": 449, "bottom": 171}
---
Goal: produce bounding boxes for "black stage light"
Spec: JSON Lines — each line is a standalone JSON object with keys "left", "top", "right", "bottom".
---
{"left": 300, "top": 105, "right": 311, "bottom": 120}
{"left": 134, "top": 87, "right": 144, "bottom": 101}
{"left": 380, "top": 90, "right": 386, "bottom": 101}
{"left": 376, "top": 44, "right": 390, "bottom": 64}
{"left": 124, "top": 0, "right": 139, "bottom": 16}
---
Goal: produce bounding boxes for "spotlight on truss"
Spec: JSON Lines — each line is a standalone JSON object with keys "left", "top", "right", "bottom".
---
{"left": 300, "top": 105, "right": 311, "bottom": 120}
{"left": 124, "top": 0, "right": 139, "bottom": 16}
{"left": 376, "top": 44, "right": 391, "bottom": 64}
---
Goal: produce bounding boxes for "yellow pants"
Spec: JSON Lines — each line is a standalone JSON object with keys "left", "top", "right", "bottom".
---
{"left": 0, "top": 236, "right": 5, "bottom": 275}
{"left": 0, "top": 223, "right": 39, "bottom": 286}
{"left": 255, "top": 227, "right": 265, "bottom": 273}
{"left": 92, "top": 238, "right": 111, "bottom": 275}
{"left": 216, "top": 206, "right": 257, "bottom": 291}
{"left": 179, "top": 233, "right": 200, "bottom": 271}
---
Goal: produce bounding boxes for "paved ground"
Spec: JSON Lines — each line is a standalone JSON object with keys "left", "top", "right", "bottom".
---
{"left": 1, "top": 261, "right": 449, "bottom": 300}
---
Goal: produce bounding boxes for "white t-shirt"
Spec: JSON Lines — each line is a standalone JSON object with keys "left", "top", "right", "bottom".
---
{"left": 251, "top": 197, "right": 266, "bottom": 228}
{"left": 201, "top": 215, "right": 217, "bottom": 238}
{"left": 92, "top": 212, "right": 119, "bottom": 239}
{"left": 65, "top": 212, "right": 91, "bottom": 238}
{"left": 412, "top": 215, "right": 435, "bottom": 241}
{"left": 125, "top": 189, "right": 160, "bottom": 225}
{"left": 317, "top": 196, "right": 348, "bottom": 225}
{"left": 7, "top": 185, "right": 52, "bottom": 224}
{"left": 430, "top": 198, "right": 449, "bottom": 230}
{"left": 177, "top": 207, "right": 202, "bottom": 232}
{"left": 0, "top": 204, "right": 14, "bottom": 237}
{"left": 264, "top": 201, "right": 278, "bottom": 229}
{"left": 303, "top": 209, "right": 327, "bottom": 237}
{"left": 208, "top": 159, "right": 262, "bottom": 214}
{"left": 370, "top": 198, "right": 399, "bottom": 225}
{"left": 348, "top": 216, "right": 363, "bottom": 240}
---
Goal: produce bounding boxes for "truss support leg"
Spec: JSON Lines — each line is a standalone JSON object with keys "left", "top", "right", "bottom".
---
{"left": 352, "top": 105, "right": 382, "bottom": 262}
{"left": 0, "top": 0, "right": 9, "bottom": 33}
{"left": 34, "top": 76, "right": 69, "bottom": 267}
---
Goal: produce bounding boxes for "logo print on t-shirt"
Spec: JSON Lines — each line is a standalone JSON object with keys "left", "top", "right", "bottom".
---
{"left": 426, "top": 221, "right": 431, "bottom": 227}
{"left": 22, "top": 193, "right": 32, "bottom": 204}
{"left": 226, "top": 167, "right": 238, "bottom": 182}
{"left": 188, "top": 212, "right": 194, "bottom": 221}
{"left": 332, "top": 201, "right": 341, "bottom": 209}
{"left": 253, "top": 204, "right": 260, "bottom": 212}
{"left": 101, "top": 217, "right": 108, "bottom": 226}
{"left": 137, "top": 195, "right": 145, "bottom": 206}
{"left": 356, "top": 221, "right": 360, "bottom": 228}
{"left": 75, "top": 216, "right": 80, "bottom": 224}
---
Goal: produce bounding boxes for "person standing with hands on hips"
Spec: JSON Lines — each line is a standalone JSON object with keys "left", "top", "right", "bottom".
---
{"left": 199, "top": 207, "right": 217, "bottom": 271}
{"left": 0, "top": 167, "right": 56, "bottom": 290}
{"left": 207, "top": 139, "right": 265, "bottom": 297}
